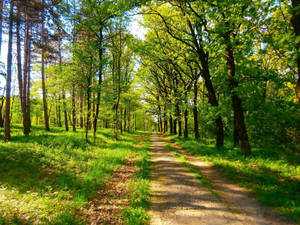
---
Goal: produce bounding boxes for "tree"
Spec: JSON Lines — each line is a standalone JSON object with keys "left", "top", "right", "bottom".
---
{"left": 4, "top": 0, "right": 14, "bottom": 142}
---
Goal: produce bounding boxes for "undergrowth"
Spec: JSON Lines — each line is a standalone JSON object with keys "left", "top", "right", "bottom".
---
{"left": 0, "top": 125, "right": 150, "bottom": 224}
{"left": 122, "top": 136, "right": 151, "bottom": 225}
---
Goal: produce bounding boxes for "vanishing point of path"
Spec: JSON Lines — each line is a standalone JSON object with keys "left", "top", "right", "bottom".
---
{"left": 148, "top": 133, "right": 295, "bottom": 225}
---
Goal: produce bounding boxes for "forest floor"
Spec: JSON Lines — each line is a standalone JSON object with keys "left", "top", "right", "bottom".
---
{"left": 148, "top": 133, "right": 296, "bottom": 225}
{"left": 0, "top": 126, "right": 151, "bottom": 225}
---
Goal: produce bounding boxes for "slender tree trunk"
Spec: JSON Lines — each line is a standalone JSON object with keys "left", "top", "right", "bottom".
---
{"left": 291, "top": 0, "right": 300, "bottom": 104}
{"left": 93, "top": 28, "right": 103, "bottom": 136}
{"left": 120, "top": 106, "right": 123, "bottom": 134}
{"left": 58, "top": 38, "right": 68, "bottom": 131}
{"left": 135, "top": 113, "right": 137, "bottom": 131}
{"left": 58, "top": 94, "right": 62, "bottom": 127}
{"left": 0, "top": 96, "right": 4, "bottom": 127}
{"left": 80, "top": 94, "right": 84, "bottom": 128}
{"left": 16, "top": 1, "right": 26, "bottom": 134}
{"left": 10, "top": 96, "right": 14, "bottom": 122}
{"left": 62, "top": 89, "right": 68, "bottom": 131}
{"left": 193, "top": 81, "right": 200, "bottom": 139}
{"left": 233, "top": 113, "right": 239, "bottom": 146}
{"left": 164, "top": 109, "right": 168, "bottom": 133}
{"left": 169, "top": 114, "right": 173, "bottom": 134}
{"left": 4, "top": 0, "right": 14, "bottom": 142}
{"left": 72, "top": 85, "right": 76, "bottom": 132}
{"left": 27, "top": 36, "right": 32, "bottom": 129}
{"left": 184, "top": 91, "right": 188, "bottom": 138}
{"left": 86, "top": 58, "right": 93, "bottom": 141}
{"left": 124, "top": 108, "right": 127, "bottom": 131}
{"left": 225, "top": 32, "right": 251, "bottom": 156}
{"left": 41, "top": 6, "right": 50, "bottom": 131}
{"left": 175, "top": 101, "right": 182, "bottom": 136}
{"left": 127, "top": 109, "right": 130, "bottom": 132}
{"left": 86, "top": 80, "right": 92, "bottom": 141}
{"left": 173, "top": 112, "right": 177, "bottom": 135}
{"left": 0, "top": 0, "right": 3, "bottom": 55}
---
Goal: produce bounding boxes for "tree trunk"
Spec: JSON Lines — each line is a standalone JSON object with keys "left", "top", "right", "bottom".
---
{"left": 187, "top": 19, "right": 224, "bottom": 146}
{"left": 0, "top": 0, "right": 3, "bottom": 55}
{"left": 72, "top": 85, "right": 76, "bottom": 132}
{"left": 183, "top": 91, "right": 188, "bottom": 138}
{"left": 176, "top": 102, "right": 182, "bottom": 136}
{"left": 193, "top": 81, "right": 200, "bottom": 139}
{"left": 41, "top": 6, "right": 50, "bottom": 131}
{"left": 233, "top": 113, "right": 239, "bottom": 146}
{"left": 225, "top": 32, "right": 251, "bottom": 156}
{"left": 173, "top": 114, "right": 177, "bottom": 135}
{"left": 124, "top": 108, "right": 127, "bottom": 132}
{"left": 291, "top": 0, "right": 300, "bottom": 104}
{"left": 26, "top": 36, "right": 32, "bottom": 129}
{"left": 93, "top": 28, "right": 103, "bottom": 136}
{"left": 120, "top": 106, "right": 123, "bottom": 134}
{"left": 62, "top": 89, "right": 68, "bottom": 131}
{"left": 80, "top": 94, "right": 84, "bottom": 128}
{"left": 4, "top": 0, "right": 14, "bottom": 142}
{"left": 86, "top": 62, "right": 93, "bottom": 141}
{"left": 58, "top": 94, "right": 62, "bottom": 127}
{"left": 0, "top": 96, "right": 4, "bottom": 127}
{"left": 135, "top": 113, "right": 137, "bottom": 131}
{"left": 169, "top": 114, "right": 173, "bottom": 134}
{"left": 127, "top": 109, "right": 130, "bottom": 132}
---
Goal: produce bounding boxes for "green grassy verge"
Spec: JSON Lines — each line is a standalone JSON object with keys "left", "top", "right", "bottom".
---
{"left": 122, "top": 137, "right": 151, "bottom": 225}
{"left": 0, "top": 125, "right": 150, "bottom": 224}
{"left": 166, "top": 135, "right": 300, "bottom": 223}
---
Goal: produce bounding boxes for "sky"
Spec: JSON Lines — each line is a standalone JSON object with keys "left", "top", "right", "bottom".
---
{"left": 0, "top": 14, "right": 147, "bottom": 93}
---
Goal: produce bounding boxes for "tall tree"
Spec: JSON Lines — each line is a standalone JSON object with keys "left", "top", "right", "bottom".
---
{"left": 4, "top": 0, "right": 14, "bottom": 142}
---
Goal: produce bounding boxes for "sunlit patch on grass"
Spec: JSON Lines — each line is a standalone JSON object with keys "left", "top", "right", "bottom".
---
{"left": 0, "top": 125, "right": 151, "bottom": 224}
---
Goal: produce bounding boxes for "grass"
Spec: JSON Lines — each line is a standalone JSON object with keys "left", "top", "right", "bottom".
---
{"left": 122, "top": 137, "right": 151, "bottom": 225}
{"left": 166, "top": 135, "right": 300, "bottom": 223}
{"left": 0, "top": 125, "right": 151, "bottom": 225}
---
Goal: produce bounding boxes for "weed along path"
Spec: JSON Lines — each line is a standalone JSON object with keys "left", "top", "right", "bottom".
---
{"left": 148, "top": 133, "right": 295, "bottom": 225}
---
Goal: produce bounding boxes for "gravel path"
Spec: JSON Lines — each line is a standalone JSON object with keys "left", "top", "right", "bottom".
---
{"left": 148, "top": 133, "right": 295, "bottom": 225}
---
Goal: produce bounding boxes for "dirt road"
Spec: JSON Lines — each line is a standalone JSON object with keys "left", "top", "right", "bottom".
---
{"left": 148, "top": 133, "right": 294, "bottom": 225}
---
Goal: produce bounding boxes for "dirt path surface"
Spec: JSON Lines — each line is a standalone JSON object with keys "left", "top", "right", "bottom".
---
{"left": 148, "top": 133, "right": 295, "bottom": 225}
{"left": 81, "top": 159, "right": 138, "bottom": 225}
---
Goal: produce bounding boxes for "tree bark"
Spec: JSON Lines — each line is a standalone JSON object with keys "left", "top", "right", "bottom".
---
{"left": 169, "top": 114, "right": 173, "bottom": 134}
{"left": 193, "top": 81, "right": 199, "bottom": 139}
{"left": 0, "top": 0, "right": 3, "bottom": 55}
{"left": 86, "top": 60, "right": 93, "bottom": 141}
{"left": 0, "top": 96, "right": 4, "bottom": 127}
{"left": 224, "top": 32, "right": 251, "bottom": 156}
{"left": 184, "top": 91, "right": 188, "bottom": 138}
{"left": 291, "top": 0, "right": 300, "bottom": 104}
{"left": 80, "top": 94, "right": 84, "bottom": 128}
{"left": 93, "top": 28, "right": 103, "bottom": 136}
{"left": 58, "top": 94, "right": 62, "bottom": 127}
{"left": 62, "top": 89, "right": 68, "bottom": 131}
{"left": 41, "top": 5, "right": 50, "bottom": 131}
{"left": 72, "top": 85, "right": 76, "bottom": 132}
{"left": 4, "top": 0, "right": 14, "bottom": 142}
{"left": 176, "top": 102, "right": 182, "bottom": 136}
{"left": 26, "top": 36, "right": 32, "bottom": 129}
{"left": 124, "top": 108, "right": 127, "bottom": 131}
